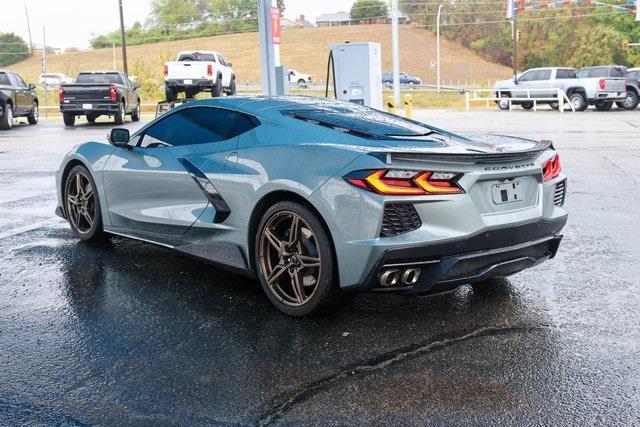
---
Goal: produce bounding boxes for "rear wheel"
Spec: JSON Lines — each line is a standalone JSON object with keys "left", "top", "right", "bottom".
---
{"left": 114, "top": 102, "right": 125, "bottom": 125}
{"left": 594, "top": 101, "right": 613, "bottom": 111}
{"left": 521, "top": 102, "right": 534, "bottom": 110}
{"left": 86, "top": 114, "right": 96, "bottom": 123}
{"left": 0, "top": 103, "right": 13, "bottom": 130}
{"left": 164, "top": 86, "right": 176, "bottom": 102}
{"left": 255, "top": 201, "right": 353, "bottom": 316}
{"left": 64, "top": 165, "right": 104, "bottom": 241}
{"left": 211, "top": 77, "right": 222, "bottom": 97}
{"left": 63, "top": 113, "right": 75, "bottom": 127}
{"left": 616, "top": 91, "right": 639, "bottom": 110}
{"left": 27, "top": 103, "right": 39, "bottom": 125}
{"left": 569, "top": 92, "right": 587, "bottom": 111}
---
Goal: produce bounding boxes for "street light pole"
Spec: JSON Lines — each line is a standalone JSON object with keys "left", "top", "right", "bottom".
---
{"left": 118, "top": 0, "right": 128, "bottom": 76}
{"left": 436, "top": 4, "right": 443, "bottom": 92}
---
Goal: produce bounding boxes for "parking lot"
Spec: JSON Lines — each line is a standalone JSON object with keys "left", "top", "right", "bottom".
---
{"left": 1, "top": 110, "right": 639, "bottom": 424}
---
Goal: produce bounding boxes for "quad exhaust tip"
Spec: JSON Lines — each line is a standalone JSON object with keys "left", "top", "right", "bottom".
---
{"left": 379, "top": 268, "right": 421, "bottom": 287}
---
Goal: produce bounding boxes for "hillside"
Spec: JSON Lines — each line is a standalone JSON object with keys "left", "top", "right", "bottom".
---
{"left": 10, "top": 25, "right": 510, "bottom": 89}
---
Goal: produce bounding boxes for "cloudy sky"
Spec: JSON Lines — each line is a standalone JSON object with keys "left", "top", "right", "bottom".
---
{"left": 0, "top": 0, "right": 354, "bottom": 49}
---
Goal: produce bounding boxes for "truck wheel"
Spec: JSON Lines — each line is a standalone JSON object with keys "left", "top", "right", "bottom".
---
{"left": 297, "top": 79, "right": 306, "bottom": 87}
{"left": 86, "top": 114, "right": 96, "bottom": 123}
{"left": 549, "top": 101, "right": 559, "bottom": 110}
{"left": 27, "top": 102, "right": 39, "bottom": 125}
{"left": 185, "top": 88, "right": 197, "bottom": 99}
{"left": 63, "top": 113, "right": 76, "bottom": 127}
{"left": 131, "top": 102, "right": 141, "bottom": 121}
{"left": 569, "top": 93, "right": 587, "bottom": 111}
{"left": 165, "top": 86, "right": 176, "bottom": 103}
{"left": 616, "top": 91, "right": 639, "bottom": 110}
{"left": 521, "top": 102, "right": 534, "bottom": 110}
{"left": 594, "top": 101, "right": 613, "bottom": 111}
{"left": 0, "top": 103, "right": 13, "bottom": 130}
{"left": 211, "top": 77, "right": 222, "bottom": 97}
{"left": 228, "top": 78, "right": 237, "bottom": 95}
{"left": 497, "top": 94, "right": 511, "bottom": 110}
{"left": 114, "top": 102, "right": 125, "bottom": 125}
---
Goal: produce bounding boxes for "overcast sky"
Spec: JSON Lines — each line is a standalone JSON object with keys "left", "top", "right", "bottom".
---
{"left": 0, "top": 0, "right": 354, "bottom": 49}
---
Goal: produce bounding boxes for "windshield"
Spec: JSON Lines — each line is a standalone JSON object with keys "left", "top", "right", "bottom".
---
{"left": 76, "top": 73, "right": 123, "bottom": 84}
{"left": 178, "top": 52, "right": 216, "bottom": 61}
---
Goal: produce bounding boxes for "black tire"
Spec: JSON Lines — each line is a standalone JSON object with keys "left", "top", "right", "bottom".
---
{"left": 594, "top": 101, "right": 613, "bottom": 111}
{"left": 211, "top": 77, "right": 222, "bottom": 97}
{"left": 86, "top": 114, "right": 96, "bottom": 123}
{"left": 549, "top": 101, "right": 559, "bottom": 110}
{"left": 27, "top": 102, "right": 39, "bottom": 125}
{"left": 131, "top": 101, "right": 141, "bottom": 121}
{"left": 114, "top": 102, "right": 125, "bottom": 125}
{"left": 254, "top": 201, "right": 354, "bottom": 316}
{"left": 569, "top": 92, "right": 587, "bottom": 111}
{"left": 63, "top": 112, "right": 76, "bottom": 127}
{"left": 165, "top": 86, "right": 176, "bottom": 103}
{"left": 617, "top": 91, "right": 639, "bottom": 110}
{"left": 521, "top": 102, "right": 534, "bottom": 110}
{"left": 63, "top": 165, "right": 104, "bottom": 241}
{"left": 228, "top": 78, "right": 236, "bottom": 95}
{"left": 497, "top": 94, "right": 511, "bottom": 110}
{"left": 0, "top": 103, "right": 13, "bottom": 130}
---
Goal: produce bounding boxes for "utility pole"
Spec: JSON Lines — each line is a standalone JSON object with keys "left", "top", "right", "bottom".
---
{"left": 511, "top": 12, "right": 518, "bottom": 82}
{"left": 391, "top": 0, "right": 400, "bottom": 105}
{"left": 24, "top": 4, "right": 33, "bottom": 54}
{"left": 118, "top": 0, "right": 128, "bottom": 76}
{"left": 436, "top": 4, "right": 443, "bottom": 92}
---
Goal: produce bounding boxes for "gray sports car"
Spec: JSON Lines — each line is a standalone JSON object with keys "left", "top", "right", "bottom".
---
{"left": 55, "top": 96, "right": 567, "bottom": 316}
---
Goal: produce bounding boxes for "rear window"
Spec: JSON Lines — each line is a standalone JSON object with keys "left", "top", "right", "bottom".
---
{"left": 0, "top": 73, "right": 9, "bottom": 85}
{"left": 628, "top": 70, "right": 640, "bottom": 80}
{"left": 577, "top": 68, "right": 611, "bottom": 78}
{"left": 178, "top": 52, "right": 216, "bottom": 62}
{"left": 283, "top": 104, "right": 441, "bottom": 138}
{"left": 76, "top": 73, "right": 124, "bottom": 84}
{"left": 556, "top": 69, "right": 576, "bottom": 79}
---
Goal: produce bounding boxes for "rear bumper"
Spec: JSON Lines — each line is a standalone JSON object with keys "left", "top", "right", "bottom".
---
{"left": 351, "top": 216, "right": 567, "bottom": 295}
{"left": 60, "top": 101, "right": 120, "bottom": 115}
{"left": 589, "top": 91, "right": 626, "bottom": 102}
{"left": 165, "top": 79, "right": 214, "bottom": 90}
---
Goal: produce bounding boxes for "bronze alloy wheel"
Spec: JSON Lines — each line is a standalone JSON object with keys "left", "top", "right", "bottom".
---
{"left": 259, "top": 211, "right": 322, "bottom": 307}
{"left": 65, "top": 171, "right": 96, "bottom": 234}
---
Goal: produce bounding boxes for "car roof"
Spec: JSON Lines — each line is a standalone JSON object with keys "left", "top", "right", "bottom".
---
{"left": 78, "top": 70, "right": 120, "bottom": 74}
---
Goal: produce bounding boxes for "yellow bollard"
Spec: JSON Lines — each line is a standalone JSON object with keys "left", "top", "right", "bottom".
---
{"left": 386, "top": 95, "right": 396, "bottom": 114}
{"left": 403, "top": 94, "right": 413, "bottom": 118}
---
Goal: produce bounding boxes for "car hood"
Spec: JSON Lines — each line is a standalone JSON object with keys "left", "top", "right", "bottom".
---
{"left": 494, "top": 78, "right": 514, "bottom": 88}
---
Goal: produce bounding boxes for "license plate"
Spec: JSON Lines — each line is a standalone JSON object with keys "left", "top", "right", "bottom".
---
{"left": 184, "top": 79, "right": 192, "bottom": 85}
{"left": 491, "top": 180, "right": 523, "bottom": 204}
{"left": 82, "top": 103, "right": 92, "bottom": 109}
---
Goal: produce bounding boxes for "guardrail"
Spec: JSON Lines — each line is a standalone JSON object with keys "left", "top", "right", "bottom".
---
{"left": 465, "top": 88, "right": 575, "bottom": 112}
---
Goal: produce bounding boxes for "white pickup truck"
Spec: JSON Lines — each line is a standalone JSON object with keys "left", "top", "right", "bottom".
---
{"left": 494, "top": 67, "right": 627, "bottom": 111}
{"left": 163, "top": 51, "right": 236, "bottom": 101}
{"left": 288, "top": 69, "right": 312, "bottom": 87}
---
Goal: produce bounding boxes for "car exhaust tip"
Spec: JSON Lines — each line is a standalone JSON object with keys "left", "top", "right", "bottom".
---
{"left": 379, "top": 269, "right": 401, "bottom": 287}
{"left": 402, "top": 268, "right": 421, "bottom": 285}
{"left": 379, "top": 267, "right": 422, "bottom": 287}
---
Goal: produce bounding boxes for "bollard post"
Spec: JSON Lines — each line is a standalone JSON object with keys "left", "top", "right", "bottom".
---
{"left": 403, "top": 94, "right": 413, "bottom": 118}
{"left": 386, "top": 95, "right": 396, "bottom": 114}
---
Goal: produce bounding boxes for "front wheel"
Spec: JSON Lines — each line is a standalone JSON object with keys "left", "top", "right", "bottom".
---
{"left": 64, "top": 165, "right": 104, "bottom": 241}
{"left": 497, "top": 94, "right": 511, "bottom": 110}
{"left": 228, "top": 78, "right": 237, "bottom": 95}
{"left": 131, "top": 102, "right": 141, "bottom": 121}
{"left": 27, "top": 103, "right": 39, "bottom": 125}
{"left": 617, "top": 91, "right": 639, "bottom": 110}
{"left": 63, "top": 113, "right": 75, "bottom": 127}
{"left": 114, "top": 102, "right": 125, "bottom": 125}
{"left": 255, "top": 201, "right": 353, "bottom": 316}
{"left": 521, "top": 102, "right": 534, "bottom": 110}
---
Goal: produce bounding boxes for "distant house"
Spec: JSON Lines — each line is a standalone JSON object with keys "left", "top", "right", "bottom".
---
{"left": 295, "top": 15, "right": 315, "bottom": 28}
{"left": 316, "top": 12, "right": 351, "bottom": 27}
{"left": 282, "top": 14, "right": 315, "bottom": 29}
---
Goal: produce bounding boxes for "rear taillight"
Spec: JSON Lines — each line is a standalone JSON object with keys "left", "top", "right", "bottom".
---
{"left": 58, "top": 86, "right": 64, "bottom": 101}
{"left": 163, "top": 64, "right": 168, "bottom": 76}
{"left": 109, "top": 84, "right": 117, "bottom": 101}
{"left": 599, "top": 79, "right": 606, "bottom": 90}
{"left": 207, "top": 64, "right": 213, "bottom": 76}
{"left": 542, "top": 154, "right": 561, "bottom": 181}
{"left": 345, "top": 169, "right": 464, "bottom": 196}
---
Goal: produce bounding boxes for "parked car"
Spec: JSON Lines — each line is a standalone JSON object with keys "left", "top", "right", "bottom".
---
{"left": 0, "top": 70, "right": 39, "bottom": 130}
{"left": 288, "top": 69, "right": 312, "bottom": 87}
{"left": 164, "top": 51, "right": 236, "bottom": 101}
{"left": 39, "top": 73, "right": 72, "bottom": 87}
{"left": 59, "top": 71, "right": 141, "bottom": 127}
{"left": 55, "top": 96, "right": 567, "bottom": 316}
{"left": 575, "top": 65, "right": 639, "bottom": 110}
{"left": 494, "top": 67, "right": 627, "bottom": 111}
{"left": 382, "top": 72, "right": 422, "bottom": 86}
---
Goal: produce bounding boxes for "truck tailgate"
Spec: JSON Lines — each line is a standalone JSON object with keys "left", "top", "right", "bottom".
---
{"left": 166, "top": 62, "right": 210, "bottom": 79}
{"left": 602, "top": 78, "right": 626, "bottom": 92}
{"left": 60, "top": 84, "right": 113, "bottom": 101}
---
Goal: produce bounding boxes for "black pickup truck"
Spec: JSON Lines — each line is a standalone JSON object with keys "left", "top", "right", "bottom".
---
{"left": 59, "top": 71, "right": 141, "bottom": 126}
{"left": 0, "top": 70, "right": 39, "bottom": 130}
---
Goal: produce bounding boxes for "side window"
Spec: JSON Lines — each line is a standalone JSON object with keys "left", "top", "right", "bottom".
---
{"left": 556, "top": 69, "right": 576, "bottom": 79}
{"left": 536, "top": 70, "right": 551, "bottom": 81}
{"left": 518, "top": 71, "right": 533, "bottom": 82}
{"left": 15, "top": 74, "right": 27, "bottom": 87}
{"left": 217, "top": 55, "right": 226, "bottom": 66}
{"left": 140, "top": 107, "right": 239, "bottom": 148}
{"left": 227, "top": 113, "right": 260, "bottom": 139}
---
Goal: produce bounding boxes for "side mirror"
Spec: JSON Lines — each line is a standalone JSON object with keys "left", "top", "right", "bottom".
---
{"left": 227, "top": 62, "right": 232, "bottom": 67}
{"left": 28, "top": 83, "right": 36, "bottom": 90}
{"left": 108, "top": 128, "right": 130, "bottom": 147}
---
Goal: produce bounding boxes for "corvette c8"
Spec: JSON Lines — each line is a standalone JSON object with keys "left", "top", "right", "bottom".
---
{"left": 55, "top": 96, "right": 567, "bottom": 316}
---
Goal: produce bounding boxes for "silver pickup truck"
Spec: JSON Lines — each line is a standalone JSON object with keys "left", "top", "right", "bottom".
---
{"left": 494, "top": 67, "right": 627, "bottom": 111}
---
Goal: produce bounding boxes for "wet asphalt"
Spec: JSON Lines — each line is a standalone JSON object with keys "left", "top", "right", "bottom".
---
{"left": 0, "top": 110, "right": 639, "bottom": 425}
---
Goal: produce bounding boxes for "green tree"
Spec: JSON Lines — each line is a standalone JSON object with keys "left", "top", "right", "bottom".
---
{"left": 0, "top": 33, "right": 30, "bottom": 67}
{"left": 350, "top": 0, "right": 388, "bottom": 20}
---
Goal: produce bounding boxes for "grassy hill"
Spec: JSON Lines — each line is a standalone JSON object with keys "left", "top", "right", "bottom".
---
{"left": 10, "top": 25, "right": 510, "bottom": 92}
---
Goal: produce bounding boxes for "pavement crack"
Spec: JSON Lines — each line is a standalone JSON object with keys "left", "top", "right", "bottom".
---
{"left": 257, "top": 324, "right": 547, "bottom": 425}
